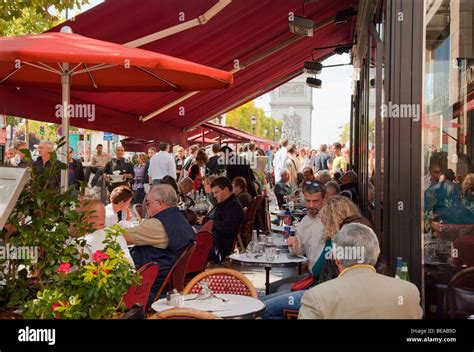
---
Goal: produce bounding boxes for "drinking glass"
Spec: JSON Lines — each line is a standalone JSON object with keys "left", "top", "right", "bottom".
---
{"left": 265, "top": 247, "right": 277, "bottom": 261}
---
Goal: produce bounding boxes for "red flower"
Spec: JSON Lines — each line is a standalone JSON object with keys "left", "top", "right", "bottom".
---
{"left": 51, "top": 303, "right": 62, "bottom": 319}
{"left": 102, "top": 270, "right": 110, "bottom": 274}
{"left": 92, "top": 250, "right": 109, "bottom": 263}
{"left": 56, "top": 263, "right": 71, "bottom": 274}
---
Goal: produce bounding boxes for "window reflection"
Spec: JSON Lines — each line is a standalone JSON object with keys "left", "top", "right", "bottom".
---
{"left": 423, "top": 0, "right": 474, "bottom": 319}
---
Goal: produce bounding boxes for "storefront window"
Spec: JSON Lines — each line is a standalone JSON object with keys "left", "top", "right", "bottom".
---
{"left": 422, "top": 0, "right": 474, "bottom": 319}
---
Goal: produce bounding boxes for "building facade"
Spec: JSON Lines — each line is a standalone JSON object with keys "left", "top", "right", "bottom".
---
{"left": 269, "top": 73, "right": 314, "bottom": 147}
{"left": 352, "top": 0, "right": 473, "bottom": 319}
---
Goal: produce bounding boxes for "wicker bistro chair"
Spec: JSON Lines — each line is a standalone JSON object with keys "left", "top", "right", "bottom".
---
{"left": 183, "top": 268, "right": 258, "bottom": 298}
{"left": 149, "top": 308, "right": 222, "bottom": 320}
{"left": 445, "top": 266, "right": 474, "bottom": 319}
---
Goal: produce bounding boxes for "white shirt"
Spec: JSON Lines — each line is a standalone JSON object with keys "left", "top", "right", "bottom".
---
{"left": 83, "top": 229, "right": 134, "bottom": 266}
{"left": 105, "top": 203, "right": 118, "bottom": 227}
{"left": 273, "top": 147, "right": 288, "bottom": 183}
{"left": 149, "top": 151, "right": 176, "bottom": 181}
{"left": 294, "top": 214, "right": 325, "bottom": 270}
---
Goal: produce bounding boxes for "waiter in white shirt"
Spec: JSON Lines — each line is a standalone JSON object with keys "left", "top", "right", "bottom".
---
{"left": 272, "top": 138, "right": 289, "bottom": 183}
{"left": 148, "top": 142, "right": 177, "bottom": 185}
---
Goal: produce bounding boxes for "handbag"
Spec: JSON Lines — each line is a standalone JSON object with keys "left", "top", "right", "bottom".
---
{"left": 290, "top": 274, "right": 316, "bottom": 291}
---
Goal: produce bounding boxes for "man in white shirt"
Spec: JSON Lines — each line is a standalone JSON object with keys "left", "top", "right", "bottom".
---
{"left": 105, "top": 185, "right": 133, "bottom": 227}
{"left": 269, "top": 180, "right": 327, "bottom": 293}
{"left": 272, "top": 138, "right": 288, "bottom": 183}
{"left": 79, "top": 199, "right": 134, "bottom": 265}
{"left": 148, "top": 142, "right": 176, "bottom": 185}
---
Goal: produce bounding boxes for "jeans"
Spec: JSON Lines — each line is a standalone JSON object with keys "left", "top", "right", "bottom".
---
{"left": 85, "top": 166, "right": 104, "bottom": 187}
{"left": 261, "top": 290, "right": 305, "bottom": 319}
{"left": 268, "top": 274, "right": 309, "bottom": 294}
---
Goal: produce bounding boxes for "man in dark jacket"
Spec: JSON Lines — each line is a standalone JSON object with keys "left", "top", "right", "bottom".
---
{"left": 104, "top": 145, "right": 134, "bottom": 193}
{"left": 207, "top": 176, "right": 244, "bottom": 262}
{"left": 32, "top": 140, "right": 61, "bottom": 189}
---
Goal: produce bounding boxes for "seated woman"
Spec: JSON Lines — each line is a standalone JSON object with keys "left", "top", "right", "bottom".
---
{"left": 105, "top": 185, "right": 134, "bottom": 227}
{"left": 262, "top": 196, "right": 380, "bottom": 319}
{"left": 79, "top": 199, "right": 134, "bottom": 265}
{"left": 232, "top": 176, "right": 253, "bottom": 209}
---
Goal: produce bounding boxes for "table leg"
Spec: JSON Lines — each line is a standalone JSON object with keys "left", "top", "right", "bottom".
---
{"left": 265, "top": 267, "right": 271, "bottom": 295}
{"left": 297, "top": 263, "right": 302, "bottom": 275}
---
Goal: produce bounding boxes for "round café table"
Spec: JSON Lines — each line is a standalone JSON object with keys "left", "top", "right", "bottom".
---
{"left": 151, "top": 293, "right": 265, "bottom": 319}
{"left": 270, "top": 209, "right": 307, "bottom": 218}
{"left": 228, "top": 252, "right": 307, "bottom": 295}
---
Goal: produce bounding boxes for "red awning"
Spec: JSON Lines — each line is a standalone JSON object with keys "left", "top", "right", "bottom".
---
{"left": 194, "top": 123, "right": 277, "bottom": 150}
{"left": 0, "top": 0, "right": 357, "bottom": 144}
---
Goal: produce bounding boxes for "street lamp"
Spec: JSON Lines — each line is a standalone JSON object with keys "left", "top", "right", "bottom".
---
{"left": 274, "top": 126, "right": 279, "bottom": 141}
{"left": 251, "top": 115, "right": 257, "bottom": 135}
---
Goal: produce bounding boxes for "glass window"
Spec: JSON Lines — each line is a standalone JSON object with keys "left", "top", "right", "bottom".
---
{"left": 423, "top": 0, "right": 474, "bottom": 319}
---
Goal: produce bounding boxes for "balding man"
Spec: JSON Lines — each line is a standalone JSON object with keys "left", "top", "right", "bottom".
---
{"left": 299, "top": 223, "right": 423, "bottom": 319}
{"left": 33, "top": 140, "right": 60, "bottom": 189}
{"left": 124, "top": 184, "right": 195, "bottom": 306}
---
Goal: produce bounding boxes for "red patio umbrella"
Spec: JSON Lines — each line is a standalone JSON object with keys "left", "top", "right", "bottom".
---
{"left": 0, "top": 26, "right": 233, "bottom": 189}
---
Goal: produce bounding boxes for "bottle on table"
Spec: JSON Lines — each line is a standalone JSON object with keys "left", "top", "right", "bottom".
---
{"left": 395, "top": 256, "right": 403, "bottom": 279}
{"left": 399, "top": 261, "right": 409, "bottom": 281}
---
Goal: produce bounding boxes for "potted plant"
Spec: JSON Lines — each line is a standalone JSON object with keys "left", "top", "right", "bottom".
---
{"left": 0, "top": 140, "right": 139, "bottom": 318}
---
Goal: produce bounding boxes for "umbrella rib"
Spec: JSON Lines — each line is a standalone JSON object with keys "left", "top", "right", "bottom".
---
{"left": 0, "top": 67, "right": 22, "bottom": 84}
{"left": 69, "top": 63, "right": 84, "bottom": 74}
{"left": 72, "top": 63, "right": 117, "bottom": 76}
{"left": 82, "top": 63, "right": 98, "bottom": 89}
{"left": 36, "top": 62, "right": 61, "bottom": 74}
{"left": 135, "top": 66, "right": 178, "bottom": 89}
{"left": 21, "top": 61, "right": 61, "bottom": 75}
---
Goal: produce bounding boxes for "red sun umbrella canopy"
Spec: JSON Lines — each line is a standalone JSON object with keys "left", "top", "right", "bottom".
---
{"left": 0, "top": 31, "right": 233, "bottom": 92}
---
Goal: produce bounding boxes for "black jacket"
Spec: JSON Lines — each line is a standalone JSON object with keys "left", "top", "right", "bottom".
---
{"left": 210, "top": 194, "right": 244, "bottom": 261}
{"left": 33, "top": 157, "right": 61, "bottom": 189}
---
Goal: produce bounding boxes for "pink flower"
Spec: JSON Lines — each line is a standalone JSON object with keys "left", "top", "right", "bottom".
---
{"left": 92, "top": 250, "right": 109, "bottom": 263}
{"left": 56, "top": 263, "right": 71, "bottom": 274}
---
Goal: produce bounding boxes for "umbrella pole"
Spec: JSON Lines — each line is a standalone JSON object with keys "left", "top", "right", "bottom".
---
{"left": 60, "top": 64, "right": 70, "bottom": 192}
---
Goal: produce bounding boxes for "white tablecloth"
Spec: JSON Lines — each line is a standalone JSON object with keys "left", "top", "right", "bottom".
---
{"left": 151, "top": 294, "right": 265, "bottom": 319}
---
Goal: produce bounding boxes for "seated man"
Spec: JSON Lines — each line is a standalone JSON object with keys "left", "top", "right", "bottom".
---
{"left": 300, "top": 167, "right": 316, "bottom": 187}
{"left": 178, "top": 177, "right": 195, "bottom": 208}
{"left": 85, "top": 144, "right": 111, "bottom": 188}
{"left": 268, "top": 181, "right": 326, "bottom": 294}
{"left": 274, "top": 169, "right": 293, "bottom": 209}
{"left": 105, "top": 186, "right": 134, "bottom": 227}
{"left": 207, "top": 176, "right": 244, "bottom": 262}
{"left": 299, "top": 223, "right": 423, "bottom": 319}
{"left": 124, "top": 184, "right": 195, "bottom": 307}
{"left": 79, "top": 199, "right": 134, "bottom": 265}
{"left": 339, "top": 170, "right": 358, "bottom": 204}
{"left": 232, "top": 176, "right": 253, "bottom": 209}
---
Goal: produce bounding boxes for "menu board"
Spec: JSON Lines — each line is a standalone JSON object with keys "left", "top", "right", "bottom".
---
{"left": 0, "top": 166, "right": 30, "bottom": 229}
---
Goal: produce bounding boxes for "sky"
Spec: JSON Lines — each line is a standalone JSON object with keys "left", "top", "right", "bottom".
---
{"left": 64, "top": 1, "right": 353, "bottom": 149}
{"left": 254, "top": 54, "right": 352, "bottom": 148}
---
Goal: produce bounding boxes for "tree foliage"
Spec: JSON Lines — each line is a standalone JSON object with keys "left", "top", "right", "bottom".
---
{"left": 225, "top": 101, "right": 282, "bottom": 141}
{"left": 0, "top": 0, "right": 88, "bottom": 33}
{"left": 339, "top": 120, "right": 376, "bottom": 146}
